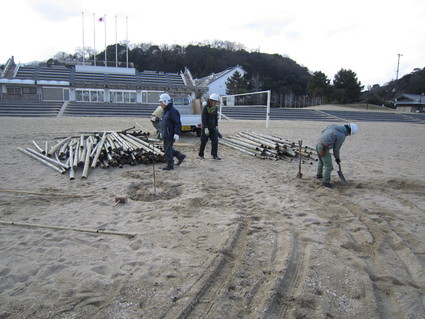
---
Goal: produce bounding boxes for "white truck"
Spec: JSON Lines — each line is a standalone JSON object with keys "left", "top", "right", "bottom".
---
{"left": 173, "top": 97, "right": 202, "bottom": 137}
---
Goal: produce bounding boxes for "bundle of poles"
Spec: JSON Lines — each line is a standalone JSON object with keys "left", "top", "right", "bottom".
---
{"left": 219, "top": 131, "right": 318, "bottom": 163}
{"left": 18, "top": 127, "right": 164, "bottom": 180}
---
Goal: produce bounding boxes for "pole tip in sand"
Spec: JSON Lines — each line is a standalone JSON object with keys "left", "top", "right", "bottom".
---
{"left": 113, "top": 195, "right": 128, "bottom": 207}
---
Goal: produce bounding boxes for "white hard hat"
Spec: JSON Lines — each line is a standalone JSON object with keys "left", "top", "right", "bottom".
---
{"left": 159, "top": 93, "right": 171, "bottom": 105}
{"left": 209, "top": 93, "right": 220, "bottom": 102}
{"left": 349, "top": 123, "right": 358, "bottom": 135}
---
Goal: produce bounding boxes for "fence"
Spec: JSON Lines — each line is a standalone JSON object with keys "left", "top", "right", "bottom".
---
{"left": 273, "top": 93, "right": 322, "bottom": 108}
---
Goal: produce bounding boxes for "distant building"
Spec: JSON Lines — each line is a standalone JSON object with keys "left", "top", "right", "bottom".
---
{"left": 394, "top": 93, "right": 425, "bottom": 112}
{"left": 194, "top": 65, "right": 246, "bottom": 98}
{"left": 0, "top": 56, "right": 205, "bottom": 104}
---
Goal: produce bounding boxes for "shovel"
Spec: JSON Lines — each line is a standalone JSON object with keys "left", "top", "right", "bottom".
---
{"left": 337, "top": 163, "right": 349, "bottom": 185}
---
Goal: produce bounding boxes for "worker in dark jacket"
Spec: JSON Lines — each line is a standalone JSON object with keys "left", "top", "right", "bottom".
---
{"left": 159, "top": 93, "right": 186, "bottom": 170}
{"left": 316, "top": 123, "right": 358, "bottom": 188}
{"left": 198, "top": 93, "right": 222, "bottom": 160}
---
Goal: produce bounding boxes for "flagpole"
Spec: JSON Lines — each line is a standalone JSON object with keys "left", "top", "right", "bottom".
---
{"left": 126, "top": 16, "right": 129, "bottom": 68}
{"left": 104, "top": 15, "right": 107, "bottom": 66}
{"left": 82, "top": 12, "right": 85, "bottom": 65}
{"left": 93, "top": 13, "right": 96, "bottom": 66}
{"left": 115, "top": 15, "right": 118, "bottom": 67}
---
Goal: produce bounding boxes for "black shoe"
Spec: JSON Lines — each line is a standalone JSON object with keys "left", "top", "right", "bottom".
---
{"left": 162, "top": 165, "right": 174, "bottom": 171}
{"left": 176, "top": 155, "right": 186, "bottom": 166}
{"left": 212, "top": 155, "right": 221, "bottom": 160}
{"left": 316, "top": 174, "right": 323, "bottom": 179}
{"left": 322, "top": 182, "right": 333, "bottom": 188}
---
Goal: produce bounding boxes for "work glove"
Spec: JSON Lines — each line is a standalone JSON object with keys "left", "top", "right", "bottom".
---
{"left": 205, "top": 128, "right": 210, "bottom": 136}
{"left": 215, "top": 127, "right": 222, "bottom": 138}
{"left": 173, "top": 134, "right": 180, "bottom": 141}
{"left": 335, "top": 158, "right": 341, "bottom": 164}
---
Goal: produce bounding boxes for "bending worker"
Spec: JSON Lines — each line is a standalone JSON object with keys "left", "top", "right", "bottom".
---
{"left": 316, "top": 123, "right": 358, "bottom": 188}
{"left": 159, "top": 93, "right": 186, "bottom": 170}
{"left": 198, "top": 93, "right": 222, "bottom": 160}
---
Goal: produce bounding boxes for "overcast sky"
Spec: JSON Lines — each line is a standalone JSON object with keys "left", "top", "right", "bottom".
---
{"left": 2, "top": 0, "right": 425, "bottom": 87}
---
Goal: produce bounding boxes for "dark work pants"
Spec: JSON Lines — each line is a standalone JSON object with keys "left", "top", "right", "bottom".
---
{"left": 198, "top": 129, "right": 218, "bottom": 157}
{"left": 163, "top": 139, "right": 184, "bottom": 167}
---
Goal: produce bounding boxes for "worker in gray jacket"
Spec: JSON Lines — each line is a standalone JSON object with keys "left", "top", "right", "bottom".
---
{"left": 316, "top": 123, "right": 358, "bottom": 188}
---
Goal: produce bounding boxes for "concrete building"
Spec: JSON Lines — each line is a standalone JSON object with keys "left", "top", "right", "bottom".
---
{"left": 0, "top": 56, "right": 204, "bottom": 105}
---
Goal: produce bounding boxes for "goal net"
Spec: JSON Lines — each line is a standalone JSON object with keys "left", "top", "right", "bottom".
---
{"left": 219, "top": 90, "right": 271, "bottom": 128}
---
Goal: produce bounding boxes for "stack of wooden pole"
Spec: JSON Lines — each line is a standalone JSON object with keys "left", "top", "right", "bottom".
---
{"left": 18, "top": 129, "right": 164, "bottom": 180}
{"left": 219, "top": 131, "right": 318, "bottom": 163}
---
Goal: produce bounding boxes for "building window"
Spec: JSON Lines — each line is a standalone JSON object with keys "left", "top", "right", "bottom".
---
{"left": 76, "top": 89, "right": 104, "bottom": 102}
{"left": 22, "top": 87, "right": 37, "bottom": 94}
{"left": 141, "top": 91, "right": 162, "bottom": 103}
{"left": 7, "top": 87, "right": 21, "bottom": 95}
{"left": 110, "top": 90, "right": 136, "bottom": 103}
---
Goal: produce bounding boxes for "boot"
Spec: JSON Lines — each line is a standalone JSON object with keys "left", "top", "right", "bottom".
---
{"left": 176, "top": 154, "right": 186, "bottom": 166}
{"left": 162, "top": 165, "right": 174, "bottom": 171}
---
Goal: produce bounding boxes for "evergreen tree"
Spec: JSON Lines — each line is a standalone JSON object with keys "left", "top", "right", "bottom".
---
{"left": 333, "top": 69, "right": 364, "bottom": 103}
{"left": 225, "top": 71, "right": 249, "bottom": 95}
{"left": 307, "top": 71, "right": 333, "bottom": 102}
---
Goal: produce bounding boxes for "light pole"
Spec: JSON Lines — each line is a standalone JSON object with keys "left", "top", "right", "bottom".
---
{"left": 396, "top": 53, "right": 403, "bottom": 81}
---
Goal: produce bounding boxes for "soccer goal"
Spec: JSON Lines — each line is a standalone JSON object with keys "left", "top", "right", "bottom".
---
{"left": 219, "top": 90, "right": 271, "bottom": 128}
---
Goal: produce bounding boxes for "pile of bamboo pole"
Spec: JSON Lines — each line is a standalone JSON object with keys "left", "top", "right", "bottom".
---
{"left": 18, "top": 128, "right": 164, "bottom": 180}
{"left": 219, "top": 131, "right": 318, "bottom": 163}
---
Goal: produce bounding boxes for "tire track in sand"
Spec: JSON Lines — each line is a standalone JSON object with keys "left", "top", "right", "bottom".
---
{"left": 159, "top": 178, "right": 298, "bottom": 318}
{"left": 260, "top": 233, "right": 310, "bottom": 319}
{"left": 337, "top": 195, "right": 425, "bottom": 319}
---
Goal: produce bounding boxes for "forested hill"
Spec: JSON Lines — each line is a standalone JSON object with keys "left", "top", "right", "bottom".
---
{"left": 36, "top": 41, "right": 425, "bottom": 105}
{"left": 110, "top": 42, "right": 310, "bottom": 96}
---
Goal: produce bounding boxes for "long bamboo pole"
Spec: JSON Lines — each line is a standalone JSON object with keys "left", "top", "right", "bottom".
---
{"left": 32, "top": 141, "right": 44, "bottom": 154}
{"left": 126, "top": 134, "right": 164, "bottom": 155}
{"left": 0, "top": 220, "right": 136, "bottom": 238}
{"left": 219, "top": 140, "right": 263, "bottom": 157}
{"left": 69, "top": 144, "right": 75, "bottom": 180}
{"left": 73, "top": 140, "right": 80, "bottom": 168}
{"left": 0, "top": 188, "right": 93, "bottom": 197}
{"left": 18, "top": 147, "right": 65, "bottom": 174}
{"left": 81, "top": 139, "right": 93, "bottom": 179}
{"left": 47, "top": 137, "right": 72, "bottom": 157}
{"left": 25, "top": 147, "right": 69, "bottom": 170}
{"left": 91, "top": 131, "right": 107, "bottom": 168}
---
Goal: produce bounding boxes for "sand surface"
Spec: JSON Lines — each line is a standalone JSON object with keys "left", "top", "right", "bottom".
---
{"left": 1, "top": 107, "right": 425, "bottom": 318}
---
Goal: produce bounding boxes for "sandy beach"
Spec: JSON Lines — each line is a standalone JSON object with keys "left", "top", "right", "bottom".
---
{"left": 1, "top": 106, "right": 425, "bottom": 318}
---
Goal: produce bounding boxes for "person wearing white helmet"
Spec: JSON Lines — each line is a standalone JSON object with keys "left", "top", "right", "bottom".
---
{"left": 198, "top": 93, "right": 222, "bottom": 160}
{"left": 316, "top": 122, "right": 358, "bottom": 188}
{"left": 159, "top": 93, "right": 186, "bottom": 170}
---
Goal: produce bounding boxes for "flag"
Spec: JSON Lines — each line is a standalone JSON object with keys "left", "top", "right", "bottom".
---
{"left": 98, "top": 17, "right": 105, "bottom": 22}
